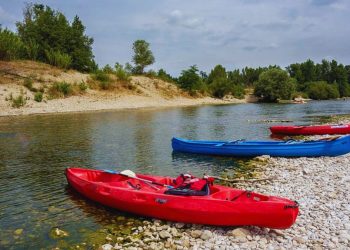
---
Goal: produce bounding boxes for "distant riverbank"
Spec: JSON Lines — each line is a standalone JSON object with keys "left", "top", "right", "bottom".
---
{"left": 0, "top": 60, "right": 247, "bottom": 117}
{"left": 0, "top": 92, "right": 247, "bottom": 117}
{"left": 0, "top": 94, "right": 247, "bottom": 117}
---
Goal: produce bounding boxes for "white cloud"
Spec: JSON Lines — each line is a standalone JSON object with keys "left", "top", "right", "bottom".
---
{"left": 1, "top": 0, "right": 350, "bottom": 75}
{"left": 166, "top": 9, "right": 204, "bottom": 30}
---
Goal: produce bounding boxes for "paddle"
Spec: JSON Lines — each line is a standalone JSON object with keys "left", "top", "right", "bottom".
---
{"left": 103, "top": 169, "right": 174, "bottom": 189}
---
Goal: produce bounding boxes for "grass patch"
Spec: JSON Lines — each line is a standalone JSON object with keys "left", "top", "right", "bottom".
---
{"left": 34, "top": 92, "right": 43, "bottom": 102}
{"left": 78, "top": 81, "right": 88, "bottom": 91}
{"left": 91, "top": 70, "right": 110, "bottom": 82}
{"left": 23, "top": 78, "right": 38, "bottom": 92}
{"left": 91, "top": 70, "right": 115, "bottom": 90}
{"left": 47, "top": 81, "right": 87, "bottom": 99}
{"left": 115, "top": 68, "right": 130, "bottom": 81}
{"left": 48, "top": 82, "right": 72, "bottom": 99}
{"left": 99, "top": 81, "right": 113, "bottom": 90}
{"left": 11, "top": 94, "right": 26, "bottom": 108}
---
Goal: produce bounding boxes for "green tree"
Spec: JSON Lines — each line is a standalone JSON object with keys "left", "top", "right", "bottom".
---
{"left": 68, "top": 16, "right": 96, "bottom": 71}
{"left": 336, "top": 64, "right": 350, "bottom": 97}
{"left": 300, "top": 59, "right": 316, "bottom": 83}
{"left": 227, "top": 69, "right": 242, "bottom": 85}
{"left": 286, "top": 63, "right": 304, "bottom": 88}
{"left": 306, "top": 81, "right": 340, "bottom": 100}
{"left": 241, "top": 66, "right": 273, "bottom": 86}
{"left": 157, "top": 69, "right": 174, "bottom": 82}
{"left": 319, "top": 59, "right": 331, "bottom": 83}
{"left": 132, "top": 40, "right": 155, "bottom": 74}
{"left": 206, "top": 65, "right": 245, "bottom": 98}
{"left": 177, "top": 65, "right": 206, "bottom": 95}
{"left": 16, "top": 4, "right": 96, "bottom": 71}
{"left": 207, "top": 64, "right": 227, "bottom": 84}
{"left": 0, "top": 27, "right": 25, "bottom": 60}
{"left": 254, "top": 68, "right": 296, "bottom": 102}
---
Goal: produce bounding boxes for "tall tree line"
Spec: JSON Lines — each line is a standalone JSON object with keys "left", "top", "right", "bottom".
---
{"left": 0, "top": 4, "right": 96, "bottom": 71}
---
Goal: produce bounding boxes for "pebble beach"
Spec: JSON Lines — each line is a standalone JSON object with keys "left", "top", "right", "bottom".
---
{"left": 87, "top": 149, "right": 350, "bottom": 250}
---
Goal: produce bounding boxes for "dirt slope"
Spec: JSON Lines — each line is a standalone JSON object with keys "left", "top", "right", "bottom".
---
{"left": 0, "top": 60, "right": 245, "bottom": 116}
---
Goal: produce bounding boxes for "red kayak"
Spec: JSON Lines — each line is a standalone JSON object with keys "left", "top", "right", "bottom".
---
{"left": 66, "top": 168, "right": 299, "bottom": 229}
{"left": 270, "top": 124, "right": 350, "bottom": 135}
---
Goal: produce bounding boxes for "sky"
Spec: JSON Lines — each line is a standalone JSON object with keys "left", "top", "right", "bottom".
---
{"left": 1, "top": 0, "right": 350, "bottom": 76}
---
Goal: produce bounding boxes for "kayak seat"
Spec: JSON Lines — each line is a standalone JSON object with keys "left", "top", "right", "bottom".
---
{"left": 164, "top": 183, "right": 210, "bottom": 196}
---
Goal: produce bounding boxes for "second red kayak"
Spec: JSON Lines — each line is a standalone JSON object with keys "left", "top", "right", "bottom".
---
{"left": 66, "top": 167, "right": 299, "bottom": 229}
{"left": 270, "top": 124, "right": 350, "bottom": 135}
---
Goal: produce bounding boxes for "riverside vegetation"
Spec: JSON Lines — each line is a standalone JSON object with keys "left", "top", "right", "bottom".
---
{"left": 1, "top": 3, "right": 350, "bottom": 108}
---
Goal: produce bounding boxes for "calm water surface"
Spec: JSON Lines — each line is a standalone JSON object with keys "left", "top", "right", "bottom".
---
{"left": 0, "top": 100, "right": 349, "bottom": 249}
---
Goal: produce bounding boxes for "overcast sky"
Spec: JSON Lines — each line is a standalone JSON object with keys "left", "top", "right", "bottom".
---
{"left": 1, "top": 0, "right": 349, "bottom": 76}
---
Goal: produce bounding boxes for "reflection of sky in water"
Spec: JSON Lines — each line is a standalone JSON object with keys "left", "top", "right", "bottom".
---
{"left": 0, "top": 99, "right": 349, "bottom": 248}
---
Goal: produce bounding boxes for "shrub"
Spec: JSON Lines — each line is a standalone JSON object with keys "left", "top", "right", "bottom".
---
{"left": 209, "top": 78, "right": 230, "bottom": 98}
{"left": 45, "top": 49, "right": 72, "bottom": 69}
{"left": 25, "top": 39, "right": 39, "bottom": 60}
{"left": 209, "top": 78, "right": 245, "bottom": 99}
{"left": 157, "top": 69, "right": 174, "bottom": 83}
{"left": 99, "top": 81, "right": 112, "bottom": 90}
{"left": 102, "top": 64, "right": 114, "bottom": 74}
{"left": 254, "top": 68, "right": 296, "bottom": 102}
{"left": 91, "top": 70, "right": 115, "bottom": 90}
{"left": 306, "top": 81, "right": 340, "bottom": 100}
{"left": 115, "top": 65, "right": 130, "bottom": 81}
{"left": 231, "top": 85, "right": 245, "bottom": 99}
{"left": 0, "top": 27, "right": 25, "bottom": 60}
{"left": 92, "top": 70, "right": 110, "bottom": 82}
{"left": 145, "top": 70, "right": 157, "bottom": 78}
{"left": 177, "top": 65, "right": 207, "bottom": 94}
{"left": 23, "top": 78, "right": 38, "bottom": 92}
{"left": 291, "top": 91, "right": 309, "bottom": 99}
{"left": 34, "top": 92, "right": 43, "bottom": 102}
{"left": 78, "top": 81, "right": 88, "bottom": 91}
{"left": 48, "top": 82, "right": 72, "bottom": 98}
{"left": 12, "top": 94, "right": 26, "bottom": 108}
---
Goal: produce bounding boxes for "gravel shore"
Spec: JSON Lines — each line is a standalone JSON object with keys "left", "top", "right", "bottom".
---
{"left": 91, "top": 152, "right": 350, "bottom": 250}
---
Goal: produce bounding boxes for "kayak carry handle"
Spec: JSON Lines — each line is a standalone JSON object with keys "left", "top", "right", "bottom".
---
{"left": 284, "top": 201, "right": 299, "bottom": 209}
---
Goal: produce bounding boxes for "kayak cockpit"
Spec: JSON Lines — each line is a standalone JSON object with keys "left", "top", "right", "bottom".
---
{"left": 69, "top": 168, "right": 274, "bottom": 202}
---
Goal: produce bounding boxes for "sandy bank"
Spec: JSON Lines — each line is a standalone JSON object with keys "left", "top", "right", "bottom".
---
{"left": 0, "top": 90, "right": 245, "bottom": 117}
{"left": 0, "top": 60, "right": 247, "bottom": 117}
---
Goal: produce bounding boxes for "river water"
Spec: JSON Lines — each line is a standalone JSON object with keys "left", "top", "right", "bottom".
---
{"left": 0, "top": 100, "right": 349, "bottom": 248}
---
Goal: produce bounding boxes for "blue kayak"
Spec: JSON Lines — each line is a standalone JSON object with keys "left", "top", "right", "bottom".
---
{"left": 172, "top": 136, "right": 350, "bottom": 157}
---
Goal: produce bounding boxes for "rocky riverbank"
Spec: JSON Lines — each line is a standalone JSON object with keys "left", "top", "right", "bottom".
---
{"left": 77, "top": 151, "right": 347, "bottom": 250}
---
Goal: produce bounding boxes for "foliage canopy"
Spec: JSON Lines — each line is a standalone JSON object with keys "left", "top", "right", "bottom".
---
{"left": 254, "top": 68, "right": 296, "bottom": 102}
{"left": 132, "top": 40, "right": 155, "bottom": 74}
{"left": 16, "top": 4, "right": 96, "bottom": 71}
